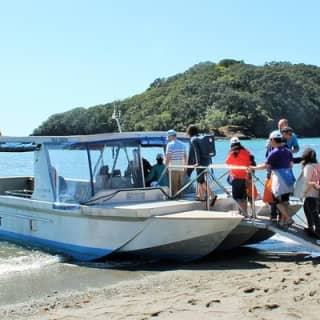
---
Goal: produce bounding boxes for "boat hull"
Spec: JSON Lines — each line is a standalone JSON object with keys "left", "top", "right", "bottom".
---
{"left": 118, "top": 211, "right": 243, "bottom": 261}
{"left": 214, "top": 219, "right": 275, "bottom": 252}
{"left": 0, "top": 198, "right": 242, "bottom": 262}
{"left": 0, "top": 198, "right": 148, "bottom": 261}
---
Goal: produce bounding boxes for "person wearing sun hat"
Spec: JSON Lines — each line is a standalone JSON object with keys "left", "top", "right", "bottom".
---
{"left": 250, "top": 130, "right": 295, "bottom": 229}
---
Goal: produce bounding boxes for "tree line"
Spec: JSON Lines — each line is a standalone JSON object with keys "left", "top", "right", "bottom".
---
{"left": 32, "top": 59, "right": 320, "bottom": 138}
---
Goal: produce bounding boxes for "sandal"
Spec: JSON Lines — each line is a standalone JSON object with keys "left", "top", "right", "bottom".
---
{"left": 194, "top": 196, "right": 205, "bottom": 201}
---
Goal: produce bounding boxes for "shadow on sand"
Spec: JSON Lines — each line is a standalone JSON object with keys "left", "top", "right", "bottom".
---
{"left": 73, "top": 246, "right": 320, "bottom": 272}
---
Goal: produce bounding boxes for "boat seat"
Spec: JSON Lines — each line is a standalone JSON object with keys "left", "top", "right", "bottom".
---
{"left": 95, "top": 165, "right": 111, "bottom": 191}
{"left": 112, "top": 169, "right": 121, "bottom": 177}
{"left": 110, "top": 176, "right": 133, "bottom": 189}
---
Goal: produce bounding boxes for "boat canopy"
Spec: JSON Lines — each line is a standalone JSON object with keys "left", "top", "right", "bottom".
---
{"left": 0, "top": 131, "right": 188, "bottom": 146}
{"left": 0, "top": 132, "right": 189, "bottom": 204}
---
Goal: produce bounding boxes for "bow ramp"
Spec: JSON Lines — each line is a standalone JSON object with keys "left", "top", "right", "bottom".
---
{"left": 267, "top": 223, "right": 320, "bottom": 252}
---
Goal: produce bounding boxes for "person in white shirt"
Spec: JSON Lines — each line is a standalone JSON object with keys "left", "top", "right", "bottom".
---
{"left": 294, "top": 148, "right": 320, "bottom": 238}
{"left": 165, "top": 129, "right": 187, "bottom": 197}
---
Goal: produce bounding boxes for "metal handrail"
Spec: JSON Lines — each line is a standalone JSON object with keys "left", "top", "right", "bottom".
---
{"left": 167, "top": 163, "right": 257, "bottom": 218}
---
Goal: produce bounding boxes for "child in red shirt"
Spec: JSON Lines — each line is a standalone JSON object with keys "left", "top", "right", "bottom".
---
{"left": 226, "top": 137, "right": 252, "bottom": 216}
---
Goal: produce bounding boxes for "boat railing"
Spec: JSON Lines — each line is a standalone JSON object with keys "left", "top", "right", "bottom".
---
{"left": 167, "top": 163, "right": 259, "bottom": 219}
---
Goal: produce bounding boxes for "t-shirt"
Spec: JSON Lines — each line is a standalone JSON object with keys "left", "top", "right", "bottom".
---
{"left": 266, "top": 146, "right": 293, "bottom": 169}
{"left": 225, "top": 148, "right": 251, "bottom": 179}
{"left": 166, "top": 139, "right": 186, "bottom": 171}
{"left": 285, "top": 132, "right": 299, "bottom": 152}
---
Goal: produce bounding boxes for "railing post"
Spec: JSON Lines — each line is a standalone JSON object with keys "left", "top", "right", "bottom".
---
{"left": 206, "top": 169, "right": 210, "bottom": 210}
{"left": 168, "top": 167, "right": 172, "bottom": 197}
{"left": 251, "top": 173, "right": 256, "bottom": 220}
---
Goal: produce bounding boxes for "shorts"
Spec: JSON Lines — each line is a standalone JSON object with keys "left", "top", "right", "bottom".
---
{"left": 273, "top": 193, "right": 290, "bottom": 204}
{"left": 196, "top": 168, "right": 206, "bottom": 184}
{"left": 232, "top": 178, "right": 247, "bottom": 200}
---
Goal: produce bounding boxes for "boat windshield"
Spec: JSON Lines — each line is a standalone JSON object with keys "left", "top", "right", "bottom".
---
{"left": 46, "top": 140, "right": 144, "bottom": 203}
{"left": 89, "top": 141, "right": 143, "bottom": 192}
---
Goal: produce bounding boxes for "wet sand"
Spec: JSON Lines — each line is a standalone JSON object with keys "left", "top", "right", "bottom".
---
{"left": 1, "top": 248, "right": 320, "bottom": 320}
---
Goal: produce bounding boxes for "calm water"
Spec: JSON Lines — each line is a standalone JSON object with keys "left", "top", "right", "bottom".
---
{"left": 0, "top": 137, "right": 320, "bottom": 305}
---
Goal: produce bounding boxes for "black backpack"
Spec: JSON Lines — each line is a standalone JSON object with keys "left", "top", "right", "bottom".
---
{"left": 196, "top": 134, "right": 216, "bottom": 159}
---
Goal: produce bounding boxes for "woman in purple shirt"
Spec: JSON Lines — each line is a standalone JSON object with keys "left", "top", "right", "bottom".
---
{"left": 251, "top": 131, "right": 295, "bottom": 229}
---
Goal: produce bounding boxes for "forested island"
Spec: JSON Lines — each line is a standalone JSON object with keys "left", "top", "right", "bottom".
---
{"left": 32, "top": 60, "right": 320, "bottom": 138}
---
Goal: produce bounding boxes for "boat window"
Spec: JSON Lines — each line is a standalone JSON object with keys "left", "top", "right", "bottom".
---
{"left": 140, "top": 146, "right": 167, "bottom": 187}
{"left": 47, "top": 146, "right": 92, "bottom": 203}
{"left": 89, "top": 141, "right": 143, "bottom": 192}
{"left": 0, "top": 152, "right": 33, "bottom": 177}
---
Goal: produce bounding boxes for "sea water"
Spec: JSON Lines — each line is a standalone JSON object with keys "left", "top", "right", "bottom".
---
{"left": 1, "top": 137, "right": 320, "bottom": 305}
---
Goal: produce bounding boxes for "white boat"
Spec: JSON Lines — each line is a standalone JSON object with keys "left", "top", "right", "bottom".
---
{"left": 0, "top": 132, "right": 243, "bottom": 261}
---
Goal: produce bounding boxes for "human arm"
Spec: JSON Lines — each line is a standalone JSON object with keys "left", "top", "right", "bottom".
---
{"left": 291, "top": 134, "right": 299, "bottom": 154}
{"left": 165, "top": 144, "right": 171, "bottom": 167}
{"left": 250, "top": 163, "right": 267, "bottom": 171}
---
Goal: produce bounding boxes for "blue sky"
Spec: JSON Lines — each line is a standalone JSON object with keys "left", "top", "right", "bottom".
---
{"left": 1, "top": 0, "right": 319, "bottom": 135}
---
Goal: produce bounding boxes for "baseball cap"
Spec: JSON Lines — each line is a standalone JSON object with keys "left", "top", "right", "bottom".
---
{"left": 230, "top": 136, "right": 240, "bottom": 145}
{"left": 156, "top": 153, "right": 163, "bottom": 160}
{"left": 269, "top": 130, "right": 282, "bottom": 139}
{"left": 167, "top": 129, "right": 176, "bottom": 137}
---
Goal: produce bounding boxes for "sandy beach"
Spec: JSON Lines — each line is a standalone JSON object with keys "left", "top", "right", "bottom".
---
{"left": 1, "top": 248, "right": 320, "bottom": 320}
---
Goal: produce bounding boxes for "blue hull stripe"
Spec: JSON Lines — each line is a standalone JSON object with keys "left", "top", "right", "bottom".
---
{"left": 0, "top": 229, "right": 112, "bottom": 261}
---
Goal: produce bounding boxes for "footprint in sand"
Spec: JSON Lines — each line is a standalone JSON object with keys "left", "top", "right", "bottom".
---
{"left": 309, "top": 290, "right": 317, "bottom": 297}
{"left": 150, "top": 311, "right": 162, "bottom": 317}
{"left": 249, "top": 303, "right": 279, "bottom": 313}
{"left": 206, "top": 300, "right": 221, "bottom": 308}
{"left": 265, "top": 303, "right": 279, "bottom": 310}
{"left": 243, "top": 287, "right": 256, "bottom": 293}
{"left": 187, "top": 299, "right": 199, "bottom": 305}
{"left": 293, "top": 278, "right": 305, "bottom": 285}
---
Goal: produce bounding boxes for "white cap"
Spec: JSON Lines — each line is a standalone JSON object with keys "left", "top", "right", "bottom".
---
{"left": 230, "top": 136, "right": 240, "bottom": 145}
{"left": 167, "top": 129, "right": 176, "bottom": 137}
{"left": 156, "top": 153, "right": 163, "bottom": 160}
{"left": 269, "top": 130, "right": 282, "bottom": 139}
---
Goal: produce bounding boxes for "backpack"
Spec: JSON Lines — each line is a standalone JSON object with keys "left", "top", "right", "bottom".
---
{"left": 196, "top": 134, "right": 216, "bottom": 159}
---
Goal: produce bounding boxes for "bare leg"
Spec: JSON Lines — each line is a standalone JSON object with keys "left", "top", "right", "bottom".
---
{"left": 238, "top": 200, "right": 248, "bottom": 217}
{"left": 276, "top": 202, "right": 290, "bottom": 223}
{"left": 197, "top": 183, "right": 206, "bottom": 200}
